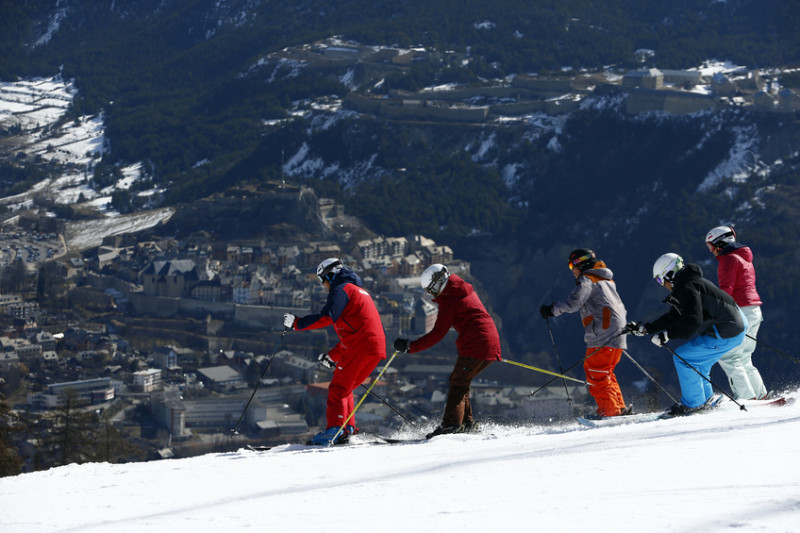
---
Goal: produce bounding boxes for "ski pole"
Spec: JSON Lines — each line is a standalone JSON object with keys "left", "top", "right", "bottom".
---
{"left": 360, "top": 383, "right": 417, "bottom": 427}
{"left": 659, "top": 343, "right": 746, "bottom": 411}
{"left": 528, "top": 357, "right": 584, "bottom": 397}
{"left": 528, "top": 331, "right": 627, "bottom": 397}
{"left": 328, "top": 350, "right": 399, "bottom": 446}
{"left": 230, "top": 327, "right": 288, "bottom": 436}
{"left": 622, "top": 350, "right": 679, "bottom": 405}
{"left": 502, "top": 358, "right": 586, "bottom": 384}
{"left": 747, "top": 334, "right": 800, "bottom": 364}
{"left": 545, "top": 317, "right": 573, "bottom": 403}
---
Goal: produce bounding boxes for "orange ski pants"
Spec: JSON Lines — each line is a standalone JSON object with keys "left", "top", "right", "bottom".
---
{"left": 583, "top": 346, "right": 626, "bottom": 417}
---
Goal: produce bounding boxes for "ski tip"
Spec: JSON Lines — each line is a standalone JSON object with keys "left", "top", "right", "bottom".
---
{"left": 766, "top": 396, "right": 794, "bottom": 406}
{"left": 245, "top": 445, "right": 273, "bottom": 452}
{"left": 756, "top": 396, "right": 794, "bottom": 407}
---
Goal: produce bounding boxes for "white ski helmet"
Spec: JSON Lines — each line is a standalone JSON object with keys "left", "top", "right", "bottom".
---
{"left": 705, "top": 225, "right": 736, "bottom": 249}
{"left": 653, "top": 253, "right": 684, "bottom": 286}
{"left": 316, "top": 257, "right": 343, "bottom": 284}
{"left": 421, "top": 264, "right": 450, "bottom": 296}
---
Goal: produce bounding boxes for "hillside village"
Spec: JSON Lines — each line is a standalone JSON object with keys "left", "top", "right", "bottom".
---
{"left": 0, "top": 182, "right": 586, "bottom": 471}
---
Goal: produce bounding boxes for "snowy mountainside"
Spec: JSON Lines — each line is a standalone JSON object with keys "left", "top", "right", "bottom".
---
{"left": 0, "top": 75, "right": 162, "bottom": 216}
{"left": 0, "top": 76, "right": 99, "bottom": 167}
{"left": 1, "top": 388, "right": 798, "bottom": 532}
{"left": 2, "top": 1, "right": 800, "bottom": 390}
{"left": 0, "top": 74, "right": 172, "bottom": 248}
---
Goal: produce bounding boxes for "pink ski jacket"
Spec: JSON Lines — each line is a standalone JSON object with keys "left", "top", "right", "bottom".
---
{"left": 716, "top": 244, "right": 762, "bottom": 307}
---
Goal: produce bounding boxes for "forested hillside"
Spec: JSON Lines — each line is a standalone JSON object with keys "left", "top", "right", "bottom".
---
{"left": 1, "top": 0, "right": 797, "bottom": 203}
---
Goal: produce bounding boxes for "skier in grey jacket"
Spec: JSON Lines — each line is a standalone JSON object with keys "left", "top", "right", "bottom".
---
{"left": 540, "top": 249, "right": 629, "bottom": 417}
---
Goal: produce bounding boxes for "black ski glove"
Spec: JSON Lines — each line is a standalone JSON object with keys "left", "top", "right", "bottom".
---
{"left": 539, "top": 304, "right": 554, "bottom": 319}
{"left": 623, "top": 322, "right": 647, "bottom": 336}
{"left": 394, "top": 338, "right": 411, "bottom": 353}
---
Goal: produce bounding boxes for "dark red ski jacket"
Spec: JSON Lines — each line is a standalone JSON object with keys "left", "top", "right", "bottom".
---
{"left": 409, "top": 274, "right": 501, "bottom": 361}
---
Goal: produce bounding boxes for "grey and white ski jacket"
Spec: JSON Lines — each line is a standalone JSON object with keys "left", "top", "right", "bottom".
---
{"left": 552, "top": 265, "right": 628, "bottom": 349}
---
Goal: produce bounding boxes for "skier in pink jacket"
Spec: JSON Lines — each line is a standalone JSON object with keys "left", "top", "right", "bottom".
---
{"left": 705, "top": 226, "right": 768, "bottom": 400}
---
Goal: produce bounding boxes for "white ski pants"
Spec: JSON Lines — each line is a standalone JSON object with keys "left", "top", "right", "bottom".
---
{"left": 717, "top": 305, "right": 767, "bottom": 400}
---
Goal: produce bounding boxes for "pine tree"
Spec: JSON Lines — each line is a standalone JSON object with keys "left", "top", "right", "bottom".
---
{"left": 0, "top": 394, "right": 23, "bottom": 477}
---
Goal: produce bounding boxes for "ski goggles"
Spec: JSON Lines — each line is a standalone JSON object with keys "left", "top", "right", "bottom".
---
{"left": 568, "top": 254, "right": 593, "bottom": 270}
{"left": 424, "top": 272, "right": 448, "bottom": 296}
{"left": 655, "top": 272, "right": 674, "bottom": 286}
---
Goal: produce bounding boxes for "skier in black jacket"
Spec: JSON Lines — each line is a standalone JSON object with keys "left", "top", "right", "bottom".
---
{"left": 625, "top": 253, "right": 747, "bottom": 415}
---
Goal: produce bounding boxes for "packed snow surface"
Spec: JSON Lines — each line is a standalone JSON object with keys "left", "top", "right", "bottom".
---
{"left": 1, "top": 390, "right": 798, "bottom": 532}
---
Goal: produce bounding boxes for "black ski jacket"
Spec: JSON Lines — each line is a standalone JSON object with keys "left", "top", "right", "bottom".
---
{"left": 645, "top": 263, "right": 744, "bottom": 340}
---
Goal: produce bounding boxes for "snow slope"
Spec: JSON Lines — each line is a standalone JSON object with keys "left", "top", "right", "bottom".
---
{"left": 1, "top": 390, "right": 798, "bottom": 533}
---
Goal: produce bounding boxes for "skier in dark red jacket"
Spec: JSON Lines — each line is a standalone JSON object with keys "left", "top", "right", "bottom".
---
{"left": 394, "top": 264, "right": 501, "bottom": 438}
{"left": 284, "top": 258, "right": 386, "bottom": 445}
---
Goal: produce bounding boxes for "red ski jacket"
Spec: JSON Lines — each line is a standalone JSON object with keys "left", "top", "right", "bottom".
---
{"left": 409, "top": 274, "right": 501, "bottom": 361}
{"left": 716, "top": 244, "right": 762, "bottom": 307}
{"left": 295, "top": 269, "right": 386, "bottom": 362}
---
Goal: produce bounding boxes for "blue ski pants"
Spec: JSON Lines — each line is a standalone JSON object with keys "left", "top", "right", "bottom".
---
{"left": 673, "top": 313, "right": 747, "bottom": 408}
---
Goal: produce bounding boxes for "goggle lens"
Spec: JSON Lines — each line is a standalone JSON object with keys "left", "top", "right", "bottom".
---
{"left": 568, "top": 254, "right": 592, "bottom": 271}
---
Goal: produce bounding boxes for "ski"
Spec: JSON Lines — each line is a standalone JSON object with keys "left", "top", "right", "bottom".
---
{"left": 577, "top": 395, "right": 728, "bottom": 427}
{"left": 727, "top": 396, "right": 794, "bottom": 408}
{"left": 374, "top": 436, "right": 428, "bottom": 444}
{"left": 243, "top": 435, "right": 424, "bottom": 452}
{"left": 244, "top": 441, "right": 354, "bottom": 452}
{"left": 243, "top": 441, "right": 350, "bottom": 452}
{"left": 245, "top": 444, "right": 276, "bottom": 452}
{"left": 657, "top": 393, "right": 725, "bottom": 419}
{"left": 576, "top": 412, "right": 662, "bottom": 428}
{"left": 762, "top": 396, "right": 794, "bottom": 406}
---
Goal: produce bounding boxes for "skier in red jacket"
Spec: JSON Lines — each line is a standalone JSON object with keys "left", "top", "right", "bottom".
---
{"left": 284, "top": 258, "right": 386, "bottom": 445}
{"left": 394, "top": 264, "right": 501, "bottom": 438}
{"left": 705, "top": 226, "right": 768, "bottom": 399}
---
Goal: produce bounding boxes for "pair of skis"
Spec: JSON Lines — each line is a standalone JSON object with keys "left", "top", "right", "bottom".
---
{"left": 244, "top": 427, "right": 491, "bottom": 451}
{"left": 576, "top": 395, "right": 793, "bottom": 428}
{"left": 244, "top": 435, "right": 424, "bottom": 452}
